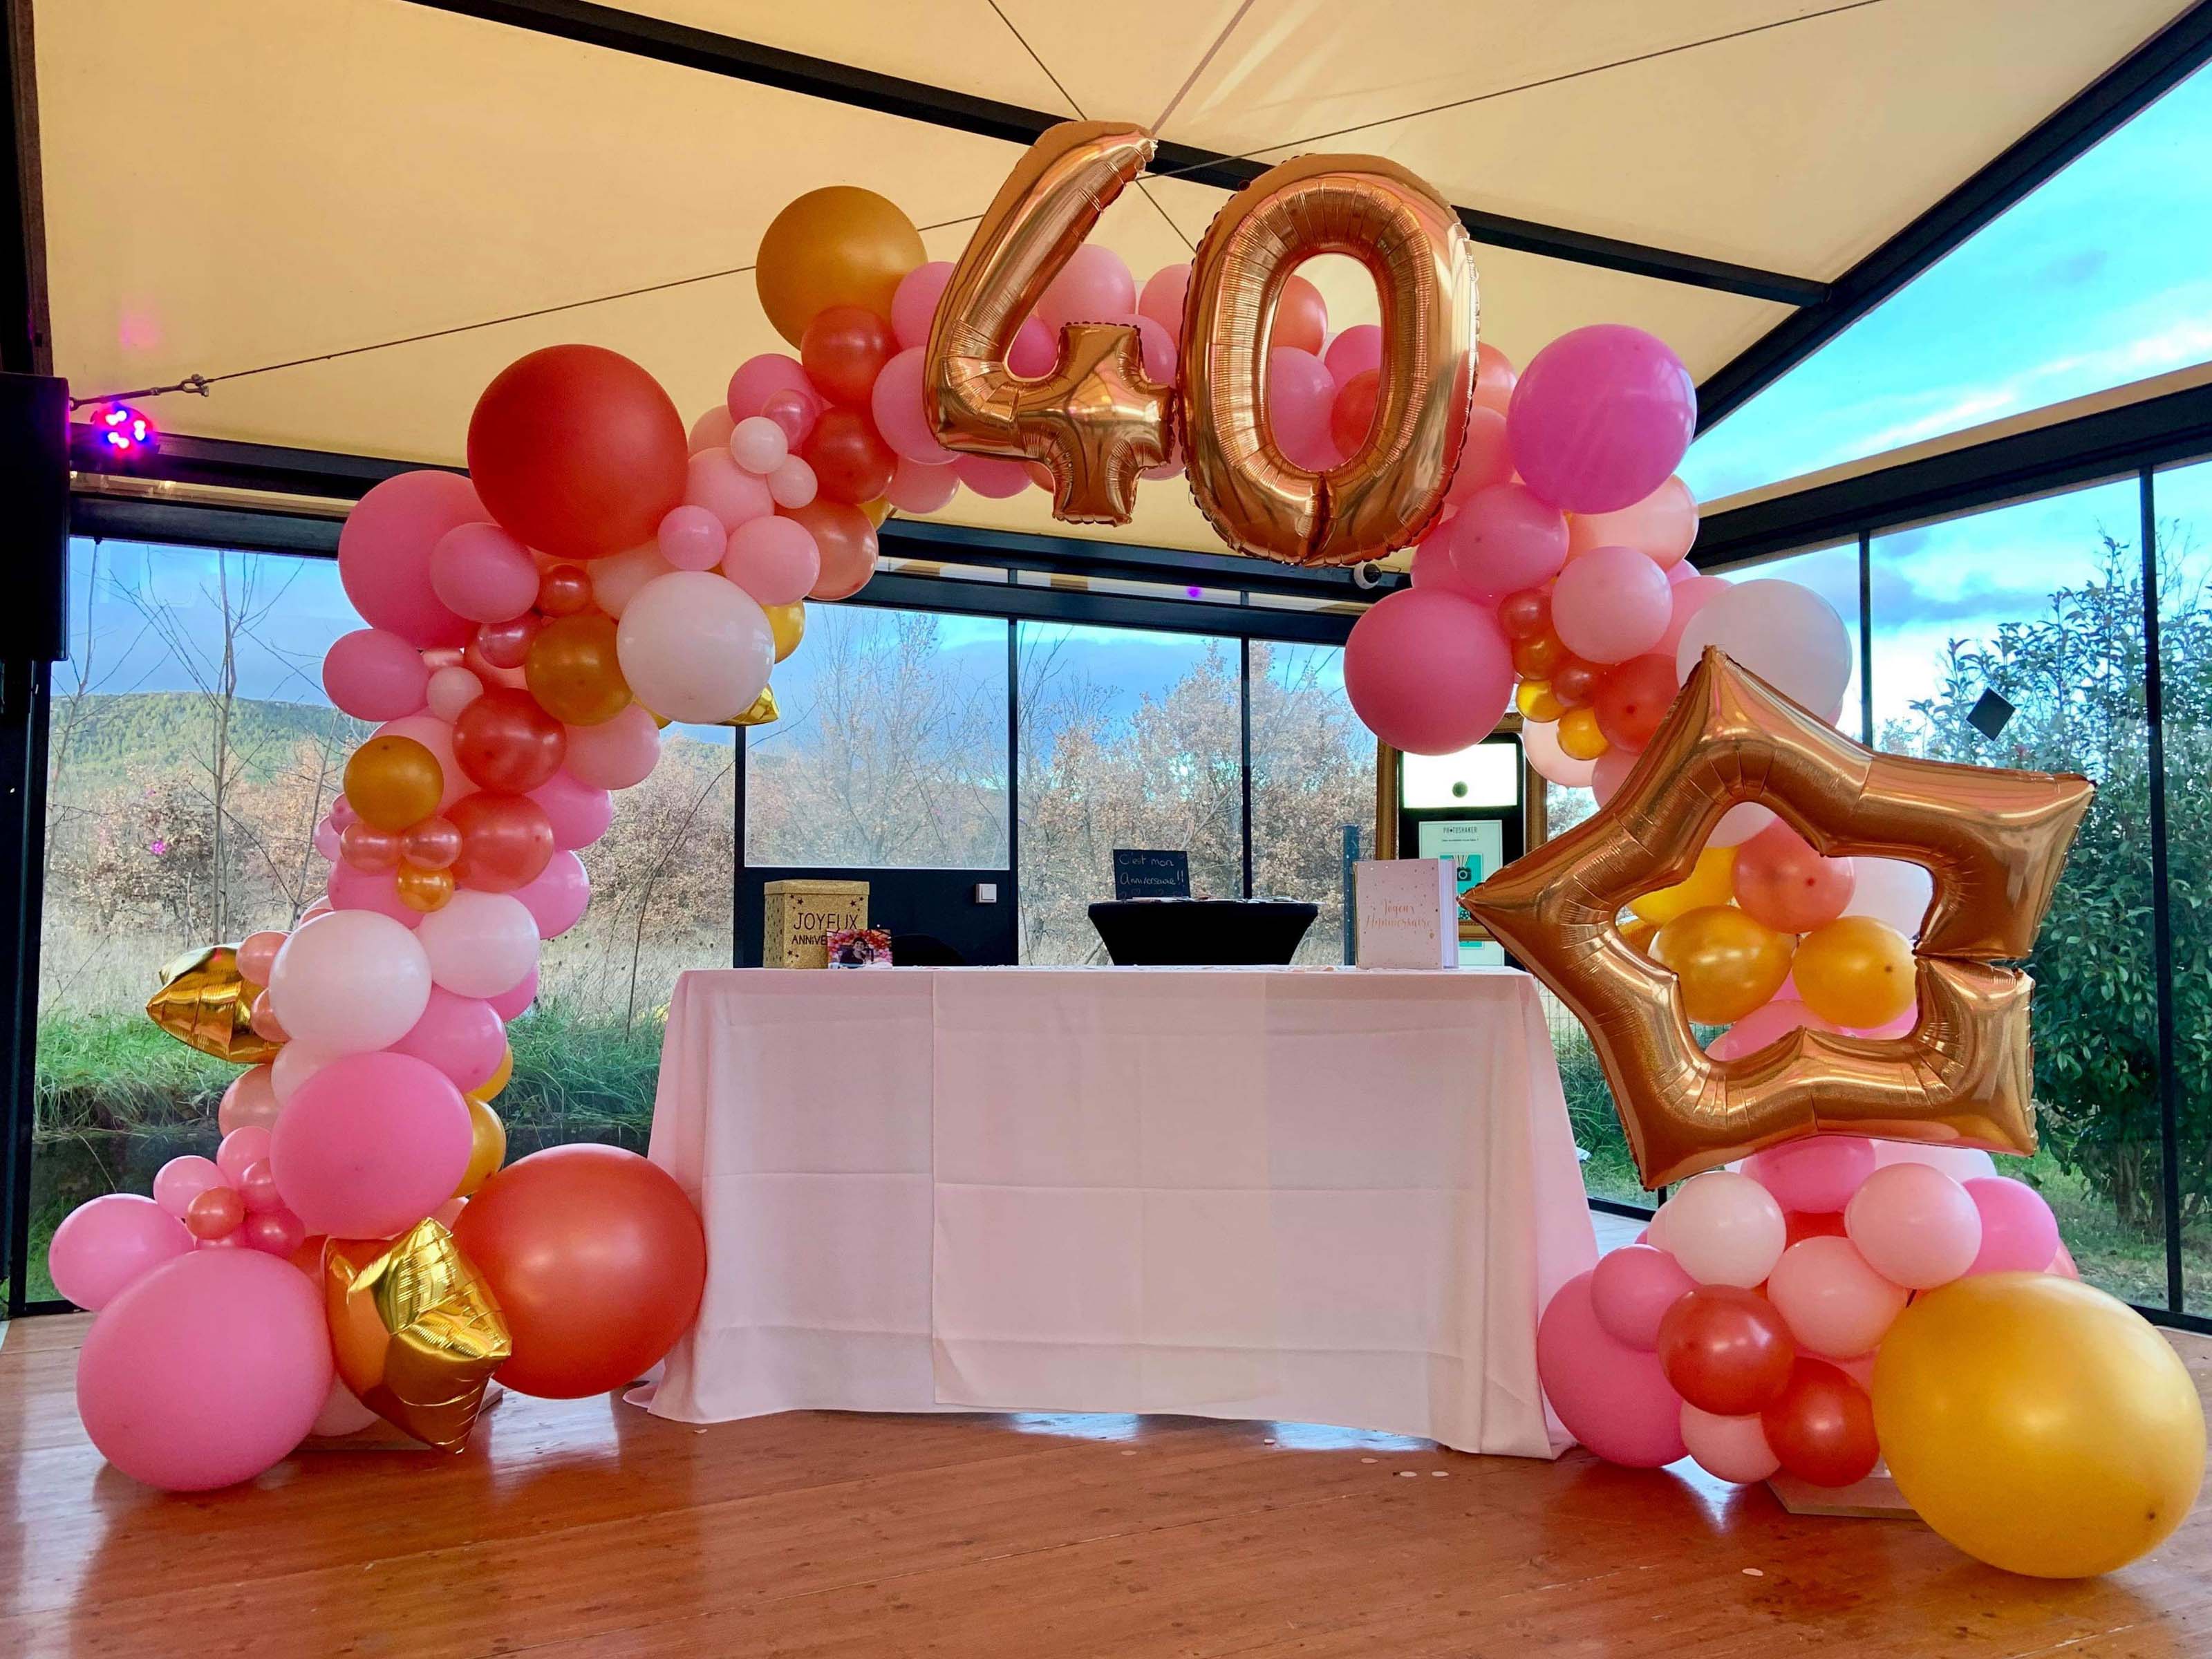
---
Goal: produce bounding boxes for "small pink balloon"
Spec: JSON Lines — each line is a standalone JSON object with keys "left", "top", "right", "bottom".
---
{"left": 1708, "top": 1000, "right": 1840, "bottom": 1065}
{"left": 870, "top": 348, "right": 953, "bottom": 465}
{"left": 1680, "top": 1404, "right": 1779, "bottom": 1484}
{"left": 1008, "top": 317, "right": 1056, "bottom": 379}
{"left": 330, "top": 796, "right": 358, "bottom": 830}
{"left": 1038, "top": 244, "right": 1135, "bottom": 334}
{"left": 153, "top": 1154, "right": 223, "bottom": 1219}
{"left": 1591, "top": 747, "right": 1635, "bottom": 806}
{"left": 515, "top": 850, "right": 591, "bottom": 940}
{"left": 891, "top": 261, "right": 954, "bottom": 351}
{"left": 1551, "top": 545, "right": 1673, "bottom": 663}
{"left": 390, "top": 984, "right": 507, "bottom": 1091}
{"left": 1445, "top": 482, "right": 1569, "bottom": 603}
{"left": 686, "top": 449, "right": 775, "bottom": 531}
{"left": 218, "top": 1065, "right": 281, "bottom": 1136}
{"left": 1509, "top": 325, "right": 1697, "bottom": 513}
{"left": 1407, "top": 535, "right": 1477, "bottom": 595}
{"left": 884, "top": 456, "right": 959, "bottom": 515}
{"left": 1765, "top": 1236, "right": 1908, "bottom": 1358}
{"left": 1109, "top": 312, "right": 1177, "bottom": 383}
{"left": 727, "top": 416, "right": 789, "bottom": 477}
{"left": 1324, "top": 324, "right": 1381, "bottom": 387}
{"left": 1842, "top": 1008, "right": 1920, "bottom": 1040}
{"left": 184, "top": 1185, "right": 245, "bottom": 1241}
{"left": 1473, "top": 341, "right": 1518, "bottom": 418}
{"left": 1137, "top": 263, "right": 1189, "bottom": 338}
{"left": 1962, "top": 1177, "right": 2061, "bottom": 1277}
{"left": 526, "top": 769, "right": 614, "bottom": 850}
{"left": 657, "top": 505, "right": 728, "bottom": 572}
{"left": 768, "top": 456, "right": 818, "bottom": 509}
{"left": 687, "top": 404, "right": 736, "bottom": 455}
{"left": 429, "top": 522, "right": 540, "bottom": 624}
{"left": 1741, "top": 1132, "right": 1872, "bottom": 1210}
{"left": 1569, "top": 476, "right": 1698, "bottom": 568}
{"left": 1267, "top": 347, "right": 1338, "bottom": 472}
{"left": 1844, "top": 1163, "right": 1982, "bottom": 1289}
{"left": 723, "top": 515, "right": 822, "bottom": 607}
{"left": 488, "top": 964, "right": 539, "bottom": 1022}
{"left": 236, "top": 930, "right": 286, "bottom": 987}
{"left": 237, "top": 1159, "right": 285, "bottom": 1215}
{"left": 563, "top": 706, "right": 660, "bottom": 790}
{"left": 1343, "top": 588, "right": 1514, "bottom": 756}
{"left": 957, "top": 455, "right": 1031, "bottom": 499}
{"left": 337, "top": 471, "right": 484, "bottom": 650}
{"left": 75, "top": 1250, "right": 332, "bottom": 1490}
{"left": 322, "top": 630, "right": 429, "bottom": 722}
{"left": 269, "top": 1051, "right": 473, "bottom": 1239}
{"left": 216, "top": 1125, "right": 273, "bottom": 1186}
{"left": 242, "top": 1208, "right": 306, "bottom": 1257}
{"left": 48, "top": 1194, "right": 193, "bottom": 1310}
{"left": 727, "top": 352, "right": 812, "bottom": 420}
{"left": 761, "top": 386, "right": 821, "bottom": 450}
{"left": 2050, "top": 1241, "right": 2081, "bottom": 1280}
{"left": 1588, "top": 1244, "right": 1696, "bottom": 1350}
{"left": 326, "top": 859, "right": 422, "bottom": 929}
{"left": 1537, "top": 1272, "right": 1686, "bottom": 1468}
{"left": 1445, "top": 408, "right": 1515, "bottom": 505}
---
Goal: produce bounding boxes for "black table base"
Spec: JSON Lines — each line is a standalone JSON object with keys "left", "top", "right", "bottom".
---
{"left": 1087, "top": 900, "right": 1320, "bottom": 966}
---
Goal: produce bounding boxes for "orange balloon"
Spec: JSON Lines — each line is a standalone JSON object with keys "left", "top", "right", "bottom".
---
{"left": 1516, "top": 680, "right": 1563, "bottom": 722}
{"left": 786, "top": 502, "right": 877, "bottom": 601}
{"left": 1794, "top": 915, "right": 1918, "bottom": 1028}
{"left": 1557, "top": 706, "right": 1609, "bottom": 762}
{"left": 395, "top": 861, "right": 456, "bottom": 913}
{"left": 451, "top": 1144, "right": 706, "bottom": 1399}
{"left": 525, "top": 612, "right": 631, "bottom": 726}
{"left": 1653, "top": 904, "right": 1794, "bottom": 1024}
{"left": 756, "top": 186, "right": 925, "bottom": 347}
{"left": 1273, "top": 272, "right": 1328, "bottom": 355}
{"left": 344, "top": 735, "right": 444, "bottom": 832}
{"left": 1512, "top": 630, "right": 1567, "bottom": 679}
{"left": 453, "top": 1098, "right": 506, "bottom": 1199}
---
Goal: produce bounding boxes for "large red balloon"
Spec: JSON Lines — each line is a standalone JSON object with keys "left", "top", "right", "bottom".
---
{"left": 467, "top": 345, "right": 687, "bottom": 562}
{"left": 447, "top": 791, "right": 555, "bottom": 892}
{"left": 451, "top": 1144, "right": 706, "bottom": 1399}
{"left": 451, "top": 688, "right": 567, "bottom": 795}
{"left": 1761, "top": 1358, "right": 1879, "bottom": 1487}
{"left": 802, "top": 406, "right": 896, "bottom": 505}
{"left": 1656, "top": 1284, "right": 1797, "bottom": 1416}
{"left": 1591, "top": 654, "right": 1680, "bottom": 752}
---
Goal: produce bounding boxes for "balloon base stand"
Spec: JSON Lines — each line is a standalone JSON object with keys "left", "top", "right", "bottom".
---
{"left": 1765, "top": 1469, "right": 1915, "bottom": 1519}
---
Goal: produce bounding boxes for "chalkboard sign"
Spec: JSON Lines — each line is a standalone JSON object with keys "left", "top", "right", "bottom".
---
{"left": 1112, "top": 848, "right": 1190, "bottom": 900}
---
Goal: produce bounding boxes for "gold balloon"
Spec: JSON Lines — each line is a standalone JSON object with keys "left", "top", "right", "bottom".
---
{"left": 765, "top": 601, "right": 805, "bottom": 663}
{"left": 1794, "top": 914, "right": 1918, "bottom": 1028}
{"left": 454, "top": 1097, "right": 506, "bottom": 1199}
{"left": 394, "top": 861, "right": 455, "bottom": 914}
{"left": 145, "top": 944, "right": 280, "bottom": 1064}
{"left": 526, "top": 612, "right": 631, "bottom": 726}
{"left": 930, "top": 121, "right": 1173, "bottom": 524}
{"left": 344, "top": 735, "right": 444, "bottom": 832}
{"left": 859, "top": 498, "right": 890, "bottom": 527}
{"left": 1873, "top": 1274, "right": 2205, "bottom": 1577}
{"left": 755, "top": 185, "right": 924, "bottom": 347}
{"left": 1629, "top": 844, "right": 1736, "bottom": 925}
{"left": 1181, "top": 153, "right": 1477, "bottom": 567}
{"left": 324, "top": 1219, "right": 512, "bottom": 1452}
{"left": 1649, "top": 905, "right": 1793, "bottom": 1024}
{"left": 1465, "top": 648, "right": 2094, "bottom": 1188}
{"left": 469, "top": 1043, "right": 514, "bottom": 1105}
{"left": 724, "top": 685, "right": 780, "bottom": 729}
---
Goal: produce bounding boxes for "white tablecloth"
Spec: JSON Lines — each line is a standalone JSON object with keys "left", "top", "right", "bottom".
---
{"left": 641, "top": 966, "right": 1597, "bottom": 1456}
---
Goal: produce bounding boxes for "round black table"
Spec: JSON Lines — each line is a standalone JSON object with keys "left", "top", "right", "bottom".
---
{"left": 1086, "top": 899, "right": 1320, "bottom": 966}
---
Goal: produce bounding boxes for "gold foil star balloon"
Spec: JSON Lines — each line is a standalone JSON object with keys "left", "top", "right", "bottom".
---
{"left": 324, "top": 1219, "right": 512, "bottom": 1452}
{"left": 1468, "top": 648, "right": 2093, "bottom": 1188}
{"left": 145, "top": 944, "right": 281, "bottom": 1065}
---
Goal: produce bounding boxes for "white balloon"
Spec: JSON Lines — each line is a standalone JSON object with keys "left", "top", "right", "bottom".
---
{"left": 616, "top": 571, "right": 774, "bottom": 724}
{"left": 424, "top": 665, "right": 483, "bottom": 722}
{"left": 1848, "top": 857, "right": 1934, "bottom": 939}
{"left": 415, "top": 889, "right": 539, "bottom": 999}
{"left": 1708, "top": 803, "right": 1777, "bottom": 846}
{"left": 1675, "top": 578, "right": 1851, "bottom": 715}
{"left": 728, "top": 415, "right": 789, "bottom": 476}
{"left": 310, "top": 1377, "right": 382, "bottom": 1438}
{"left": 268, "top": 910, "right": 431, "bottom": 1055}
{"left": 769, "top": 456, "right": 817, "bottom": 510}
{"left": 1653, "top": 1171, "right": 1786, "bottom": 1288}
{"left": 271, "top": 1040, "right": 335, "bottom": 1105}
{"left": 1521, "top": 720, "right": 1596, "bottom": 789}
{"left": 590, "top": 541, "right": 677, "bottom": 620}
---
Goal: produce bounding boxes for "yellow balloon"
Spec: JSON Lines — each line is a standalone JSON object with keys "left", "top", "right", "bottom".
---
{"left": 1874, "top": 1274, "right": 2205, "bottom": 1577}
{"left": 765, "top": 601, "right": 806, "bottom": 664}
{"left": 1629, "top": 845, "right": 1736, "bottom": 925}
{"left": 1651, "top": 904, "right": 1794, "bottom": 1024}
{"left": 1794, "top": 914, "right": 1916, "bottom": 1028}
{"left": 453, "top": 1097, "right": 507, "bottom": 1199}
{"left": 467, "top": 1044, "right": 513, "bottom": 1105}
{"left": 1516, "top": 680, "right": 1563, "bottom": 722}
{"left": 1557, "top": 706, "right": 1608, "bottom": 761}
{"left": 859, "top": 498, "right": 891, "bottom": 527}
{"left": 755, "top": 186, "right": 924, "bottom": 347}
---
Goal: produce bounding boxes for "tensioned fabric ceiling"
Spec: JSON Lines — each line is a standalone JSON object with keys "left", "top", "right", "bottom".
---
{"left": 36, "top": 0, "right": 2198, "bottom": 552}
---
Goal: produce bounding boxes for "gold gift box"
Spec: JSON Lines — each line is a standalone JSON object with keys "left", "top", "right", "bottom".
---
{"left": 762, "top": 879, "right": 870, "bottom": 969}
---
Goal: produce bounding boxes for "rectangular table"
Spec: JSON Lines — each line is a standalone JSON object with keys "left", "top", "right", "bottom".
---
{"left": 642, "top": 966, "right": 1597, "bottom": 1456}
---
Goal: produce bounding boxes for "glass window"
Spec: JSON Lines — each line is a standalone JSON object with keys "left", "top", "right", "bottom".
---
{"left": 1017, "top": 624, "right": 1242, "bottom": 964}
{"left": 1870, "top": 480, "right": 2162, "bottom": 1304}
{"left": 1248, "top": 641, "right": 1373, "bottom": 964}
{"left": 1687, "top": 64, "right": 2212, "bottom": 503}
{"left": 744, "top": 606, "right": 1009, "bottom": 868}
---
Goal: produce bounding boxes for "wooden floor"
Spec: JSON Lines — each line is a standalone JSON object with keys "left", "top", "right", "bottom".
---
{"left": 4, "top": 1304, "right": 2209, "bottom": 1658}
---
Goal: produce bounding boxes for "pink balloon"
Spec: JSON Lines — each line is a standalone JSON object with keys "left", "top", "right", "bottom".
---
{"left": 885, "top": 456, "right": 959, "bottom": 515}
{"left": 1656, "top": 1170, "right": 1785, "bottom": 1288}
{"left": 1588, "top": 1243, "right": 1695, "bottom": 1350}
{"left": 391, "top": 984, "right": 507, "bottom": 1091}
{"left": 1962, "top": 1177, "right": 2061, "bottom": 1277}
{"left": 75, "top": 1250, "right": 332, "bottom": 1490}
{"left": 236, "top": 930, "right": 286, "bottom": 988}
{"left": 153, "top": 1154, "right": 223, "bottom": 1219}
{"left": 1844, "top": 1008, "right": 1920, "bottom": 1040}
{"left": 686, "top": 449, "right": 775, "bottom": 532}
{"left": 1570, "top": 476, "right": 1698, "bottom": 568}
{"left": 1111, "top": 312, "right": 1178, "bottom": 383}
{"left": 216, "top": 1125, "right": 272, "bottom": 1186}
{"left": 237, "top": 1159, "right": 284, "bottom": 1215}
{"left": 1765, "top": 1236, "right": 1907, "bottom": 1358}
{"left": 241, "top": 1208, "right": 306, "bottom": 1257}
{"left": 1551, "top": 544, "right": 1672, "bottom": 664}
{"left": 1844, "top": 1163, "right": 1982, "bottom": 1289}
{"left": 957, "top": 455, "right": 1031, "bottom": 499}
{"left": 1343, "top": 588, "right": 1514, "bottom": 756}
{"left": 1267, "top": 348, "right": 1338, "bottom": 471}
{"left": 429, "top": 522, "right": 539, "bottom": 624}
{"left": 1324, "top": 324, "right": 1381, "bottom": 387}
{"left": 769, "top": 456, "right": 818, "bottom": 509}
{"left": 688, "top": 404, "right": 735, "bottom": 455}
{"left": 1137, "top": 263, "right": 1189, "bottom": 338}
{"left": 1522, "top": 718, "right": 1597, "bottom": 789}
{"left": 48, "top": 1194, "right": 193, "bottom": 1310}
{"left": 1509, "top": 325, "right": 1696, "bottom": 513}
{"left": 1708, "top": 1000, "right": 1841, "bottom": 1065}
{"left": 870, "top": 348, "right": 954, "bottom": 465}
{"left": 1445, "top": 407, "right": 1515, "bottom": 504}
{"left": 218, "top": 1064, "right": 281, "bottom": 1136}
{"left": 1732, "top": 821, "right": 1856, "bottom": 934}
{"left": 270, "top": 1051, "right": 472, "bottom": 1238}
{"left": 728, "top": 416, "right": 789, "bottom": 477}
{"left": 723, "top": 515, "right": 821, "bottom": 607}
{"left": 1537, "top": 1272, "right": 1687, "bottom": 1468}
{"left": 515, "top": 850, "right": 591, "bottom": 939}
{"left": 2050, "top": 1242, "right": 2081, "bottom": 1281}
{"left": 1038, "top": 244, "right": 1134, "bottom": 335}
{"left": 337, "top": 471, "right": 483, "bottom": 649}
{"left": 326, "top": 860, "right": 421, "bottom": 928}
{"left": 1591, "top": 747, "right": 1635, "bottom": 806}
{"left": 1741, "top": 1132, "right": 1872, "bottom": 1210}
{"left": 761, "top": 386, "right": 821, "bottom": 450}
{"left": 563, "top": 706, "right": 660, "bottom": 790}
{"left": 656, "top": 504, "right": 728, "bottom": 572}
{"left": 415, "top": 888, "right": 540, "bottom": 999}
{"left": 488, "top": 964, "right": 539, "bottom": 1022}
{"left": 526, "top": 769, "right": 614, "bottom": 851}
{"left": 1008, "top": 317, "right": 1056, "bottom": 379}
{"left": 727, "top": 353, "right": 812, "bottom": 420}
{"left": 1445, "top": 482, "right": 1569, "bottom": 603}
{"left": 1408, "top": 535, "right": 1477, "bottom": 595}
{"left": 891, "top": 261, "right": 954, "bottom": 351}
{"left": 321, "top": 630, "right": 429, "bottom": 722}
{"left": 1680, "top": 1404, "right": 1779, "bottom": 1484}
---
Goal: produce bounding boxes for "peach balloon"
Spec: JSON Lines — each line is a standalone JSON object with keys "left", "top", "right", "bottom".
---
{"left": 1732, "top": 822, "right": 1856, "bottom": 933}
{"left": 1568, "top": 476, "right": 1698, "bottom": 568}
